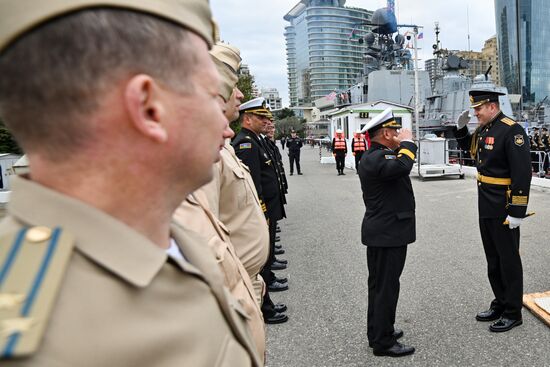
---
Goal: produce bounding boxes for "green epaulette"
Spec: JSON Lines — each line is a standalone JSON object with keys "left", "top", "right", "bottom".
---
{"left": 501, "top": 117, "right": 516, "bottom": 126}
{"left": 0, "top": 226, "right": 74, "bottom": 358}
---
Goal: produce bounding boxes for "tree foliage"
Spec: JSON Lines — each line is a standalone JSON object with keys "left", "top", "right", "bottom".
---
{"left": 274, "top": 116, "right": 306, "bottom": 139}
{"left": 0, "top": 118, "right": 23, "bottom": 154}
{"left": 274, "top": 108, "right": 295, "bottom": 120}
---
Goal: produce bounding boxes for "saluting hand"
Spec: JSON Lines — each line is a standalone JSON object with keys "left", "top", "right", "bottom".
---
{"left": 393, "top": 128, "right": 413, "bottom": 144}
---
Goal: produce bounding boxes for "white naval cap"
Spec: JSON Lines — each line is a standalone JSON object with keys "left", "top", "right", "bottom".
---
{"left": 361, "top": 107, "right": 401, "bottom": 133}
{"left": 239, "top": 97, "right": 273, "bottom": 118}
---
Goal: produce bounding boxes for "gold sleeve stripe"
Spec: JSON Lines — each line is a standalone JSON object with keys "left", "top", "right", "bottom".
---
{"left": 398, "top": 148, "right": 415, "bottom": 160}
{"left": 511, "top": 196, "right": 528, "bottom": 205}
{"left": 501, "top": 117, "right": 516, "bottom": 126}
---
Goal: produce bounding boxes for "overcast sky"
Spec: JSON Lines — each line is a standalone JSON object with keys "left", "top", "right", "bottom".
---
{"left": 210, "top": 0, "right": 496, "bottom": 107}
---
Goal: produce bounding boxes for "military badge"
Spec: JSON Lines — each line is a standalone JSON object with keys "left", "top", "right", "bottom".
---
{"left": 239, "top": 143, "right": 252, "bottom": 149}
{"left": 514, "top": 135, "right": 524, "bottom": 146}
{"left": 469, "top": 95, "right": 474, "bottom": 104}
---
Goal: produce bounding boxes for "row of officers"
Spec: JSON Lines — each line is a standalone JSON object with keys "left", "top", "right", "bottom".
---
{"left": 0, "top": 1, "right": 292, "bottom": 366}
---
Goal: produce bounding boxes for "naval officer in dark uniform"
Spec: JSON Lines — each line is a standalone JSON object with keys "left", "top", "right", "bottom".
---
{"left": 453, "top": 90, "right": 531, "bottom": 332}
{"left": 286, "top": 130, "right": 303, "bottom": 175}
{"left": 358, "top": 108, "right": 417, "bottom": 357}
{"left": 232, "top": 97, "right": 288, "bottom": 324}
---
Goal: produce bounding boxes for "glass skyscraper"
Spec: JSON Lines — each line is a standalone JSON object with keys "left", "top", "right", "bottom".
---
{"left": 495, "top": 0, "right": 550, "bottom": 105}
{"left": 284, "top": 0, "right": 372, "bottom": 107}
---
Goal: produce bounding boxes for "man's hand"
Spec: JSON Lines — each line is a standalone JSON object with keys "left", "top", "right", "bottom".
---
{"left": 456, "top": 110, "right": 470, "bottom": 129}
{"left": 504, "top": 215, "right": 522, "bottom": 229}
{"left": 392, "top": 128, "right": 413, "bottom": 144}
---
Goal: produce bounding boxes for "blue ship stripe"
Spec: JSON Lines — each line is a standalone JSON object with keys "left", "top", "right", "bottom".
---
{"left": 0, "top": 228, "right": 28, "bottom": 288}
{"left": 2, "top": 227, "right": 61, "bottom": 358}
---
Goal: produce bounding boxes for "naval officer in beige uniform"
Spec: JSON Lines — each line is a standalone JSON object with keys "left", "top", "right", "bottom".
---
{"left": 201, "top": 43, "right": 272, "bottom": 306}
{"left": 172, "top": 42, "right": 266, "bottom": 363}
{"left": 0, "top": 1, "right": 261, "bottom": 366}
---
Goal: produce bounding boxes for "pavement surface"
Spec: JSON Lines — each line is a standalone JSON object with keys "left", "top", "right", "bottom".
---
{"left": 267, "top": 143, "right": 550, "bottom": 367}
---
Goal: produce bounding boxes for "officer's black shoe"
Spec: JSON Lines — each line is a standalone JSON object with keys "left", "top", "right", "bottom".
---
{"left": 274, "top": 258, "right": 287, "bottom": 264}
{"left": 268, "top": 281, "right": 288, "bottom": 292}
{"left": 476, "top": 308, "right": 503, "bottom": 322}
{"left": 274, "top": 243, "right": 282, "bottom": 249}
{"left": 274, "top": 303, "right": 287, "bottom": 313}
{"left": 264, "top": 312, "right": 288, "bottom": 324}
{"left": 274, "top": 248, "right": 285, "bottom": 255}
{"left": 489, "top": 317, "right": 522, "bottom": 332}
{"left": 341, "top": 171, "right": 346, "bottom": 175}
{"left": 271, "top": 261, "right": 287, "bottom": 270}
{"left": 276, "top": 226, "right": 281, "bottom": 232}
{"left": 274, "top": 276, "right": 287, "bottom": 283}
{"left": 373, "top": 342, "right": 415, "bottom": 357}
{"left": 290, "top": 172, "right": 293, "bottom": 176}
{"left": 275, "top": 236, "right": 280, "bottom": 241}
{"left": 369, "top": 329, "right": 404, "bottom": 347}
{"left": 298, "top": 172, "right": 303, "bottom": 175}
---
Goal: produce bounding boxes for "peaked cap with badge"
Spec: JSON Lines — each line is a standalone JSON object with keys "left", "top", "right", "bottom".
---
{"left": 239, "top": 97, "right": 273, "bottom": 119}
{"left": 469, "top": 89, "right": 506, "bottom": 108}
{"left": 363, "top": 107, "right": 401, "bottom": 134}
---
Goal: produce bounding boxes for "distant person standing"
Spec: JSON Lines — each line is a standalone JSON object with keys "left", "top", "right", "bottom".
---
{"left": 286, "top": 130, "right": 303, "bottom": 175}
{"left": 359, "top": 108, "right": 417, "bottom": 357}
{"left": 332, "top": 129, "right": 347, "bottom": 175}
{"left": 281, "top": 135, "right": 286, "bottom": 150}
{"left": 351, "top": 130, "right": 368, "bottom": 173}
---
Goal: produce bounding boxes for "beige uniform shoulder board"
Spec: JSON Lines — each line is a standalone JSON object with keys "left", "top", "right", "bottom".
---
{"left": 0, "top": 226, "right": 75, "bottom": 359}
{"left": 501, "top": 117, "right": 516, "bottom": 126}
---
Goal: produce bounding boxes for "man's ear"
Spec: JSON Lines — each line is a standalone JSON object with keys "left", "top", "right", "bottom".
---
{"left": 124, "top": 74, "right": 168, "bottom": 143}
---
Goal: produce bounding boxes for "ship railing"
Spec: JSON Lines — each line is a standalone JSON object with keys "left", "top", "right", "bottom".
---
{"left": 447, "top": 149, "right": 475, "bottom": 167}
{"left": 530, "top": 150, "right": 548, "bottom": 178}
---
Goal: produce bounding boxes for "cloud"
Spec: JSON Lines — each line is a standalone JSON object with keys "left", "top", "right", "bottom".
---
{"left": 211, "top": 0, "right": 496, "bottom": 107}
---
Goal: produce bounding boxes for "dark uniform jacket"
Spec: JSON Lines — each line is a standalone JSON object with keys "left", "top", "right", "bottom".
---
{"left": 454, "top": 112, "right": 531, "bottom": 219}
{"left": 233, "top": 128, "right": 283, "bottom": 221}
{"left": 286, "top": 137, "right": 303, "bottom": 153}
{"left": 266, "top": 138, "right": 288, "bottom": 204}
{"left": 358, "top": 141, "right": 417, "bottom": 247}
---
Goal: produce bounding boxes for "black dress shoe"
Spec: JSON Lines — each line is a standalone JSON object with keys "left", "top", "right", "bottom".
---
{"left": 271, "top": 261, "right": 287, "bottom": 270}
{"left": 276, "top": 227, "right": 281, "bottom": 233}
{"left": 341, "top": 172, "right": 346, "bottom": 175}
{"left": 268, "top": 281, "right": 288, "bottom": 292}
{"left": 373, "top": 342, "right": 415, "bottom": 357}
{"left": 489, "top": 317, "right": 522, "bottom": 332}
{"left": 264, "top": 312, "right": 288, "bottom": 324}
{"left": 290, "top": 172, "right": 293, "bottom": 176}
{"left": 274, "top": 303, "right": 287, "bottom": 313}
{"left": 274, "top": 244, "right": 282, "bottom": 249}
{"left": 274, "top": 276, "right": 287, "bottom": 283}
{"left": 298, "top": 172, "right": 303, "bottom": 175}
{"left": 275, "top": 236, "right": 280, "bottom": 241}
{"left": 369, "top": 329, "right": 404, "bottom": 347}
{"left": 274, "top": 248, "right": 285, "bottom": 255}
{"left": 274, "top": 258, "right": 287, "bottom": 264}
{"left": 476, "top": 308, "right": 503, "bottom": 322}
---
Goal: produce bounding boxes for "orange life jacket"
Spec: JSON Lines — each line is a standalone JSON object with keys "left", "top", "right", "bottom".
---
{"left": 353, "top": 138, "right": 366, "bottom": 151}
{"left": 334, "top": 137, "right": 346, "bottom": 150}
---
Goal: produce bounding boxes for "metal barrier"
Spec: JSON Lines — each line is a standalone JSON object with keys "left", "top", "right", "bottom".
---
{"left": 531, "top": 150, "right": 549, "bottom": 178}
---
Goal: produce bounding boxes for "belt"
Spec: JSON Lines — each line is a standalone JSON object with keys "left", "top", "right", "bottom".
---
{"left": 477, "top": 173, "right": 511, "bottom": 185}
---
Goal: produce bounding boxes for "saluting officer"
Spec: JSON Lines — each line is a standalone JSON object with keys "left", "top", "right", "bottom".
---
{"left": 0, "top": 1, "right": 262, "bottom": 366}
{"left": 233, "top": 98, "right": 289, "bottom": 324}
{"left": 454, "top": 89, "right": 531, "bottom": 332}
{"left": 358, "top": 108, "right": 417, "bottom": 357}
{"left": 286, "top": 130, "right": 303, "bottom": 175}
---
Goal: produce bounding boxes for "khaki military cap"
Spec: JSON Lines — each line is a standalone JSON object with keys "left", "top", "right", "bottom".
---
{"left": 212, "top": 56, "right": 238, "bottom": 101}
{"left": 210, "top": 43, "right": 242, "bottom": 73}
{"left": 0, "top": 0, "right": 214, "bottom": 53}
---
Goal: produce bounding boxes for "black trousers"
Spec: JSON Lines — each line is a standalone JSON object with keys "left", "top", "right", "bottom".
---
{"left": 354, "top": 151, "right": 365, "bottom": 170}
{"left": 260, "top": 219, "right": 278, "bottom": 317}
{"left": 335, "top": 153, "right": 346, "bottom": 172}
{"left": 289, "top": 151, "right": 301, "bottom": 173}
{"left": 479, "top": 218, "right": 523, "bottom": 319}
{"left": 366, "top": 246, "right": 407, "bottom": 349}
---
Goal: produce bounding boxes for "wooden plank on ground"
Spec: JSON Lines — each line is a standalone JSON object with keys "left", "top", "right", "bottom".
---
{"left": 523, "top": 291, "right": 550, "bottom": 328}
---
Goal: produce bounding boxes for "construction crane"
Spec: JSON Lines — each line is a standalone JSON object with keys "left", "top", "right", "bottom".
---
{"left": 387, "top": 0, "right": 395, "bottom": 14}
